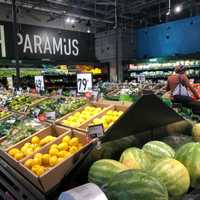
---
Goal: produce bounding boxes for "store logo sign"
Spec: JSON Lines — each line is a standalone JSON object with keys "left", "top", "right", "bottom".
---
{"left": 0, "top": 25, "right": 6, "bottom": 58}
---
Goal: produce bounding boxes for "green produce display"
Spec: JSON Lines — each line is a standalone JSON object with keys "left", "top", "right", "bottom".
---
{"left": 107, "top": 170, "right": 168, "bottom": 200}
{"left": 88, "top": 159, "right": 128, "bottom": 187}
{"left": 0, "top": 118, "right": 48, "bottom": 149}
{"left": 175, "top": 142, "right": 200, "bottom": 188}
{"left": 152, "top": 158, "right": 190, "bottom": 197}
{"left": 142, "top": 141, "right": 175, "bottom": 162}
{"left": 0, "top": 110, "right": 11, "bottom": 119}
{"left": 119, "top": 147, "right": 151, "bottom": 170}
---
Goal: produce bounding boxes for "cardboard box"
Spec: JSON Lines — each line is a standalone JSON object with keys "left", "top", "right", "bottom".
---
{"left": 20, "top": 129, "right": 93, "bottom": 192}
{"left": 79, "top": 104, "right": 129, "bottom": 132}
{"left": 0, "top": 125, "right": 70, "bottom": 174}
{"left": 55, "top": 102, "right": 111, "bottom": 130}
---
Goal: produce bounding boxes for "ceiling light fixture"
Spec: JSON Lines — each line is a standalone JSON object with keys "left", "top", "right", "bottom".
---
{"left": 174, "top": 5, "right": 182, "bottom": 13}
{"left": 65, "top": 17, "right": 75, "bottom": 24}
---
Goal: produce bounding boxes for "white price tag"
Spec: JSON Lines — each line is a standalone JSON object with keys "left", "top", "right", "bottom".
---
{"left": 77, "top": 73, "right": 92, "bottom": 93}
{"left": 88, "top": 124, "right": 104, "bottom": 139}
{"left": 137, "top": 74, "right": 146, "bottom": 83}
{"left": 45, "top": 112, "right": 56, "bottom": 120}
{"left": 7, "top": 77, "right": 13, "bottom": 89}
{"left": 35, "top": 76, "right": 45, "bottom": 92}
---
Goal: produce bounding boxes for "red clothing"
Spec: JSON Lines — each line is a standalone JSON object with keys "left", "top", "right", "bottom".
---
{"left": 166, "top": 74, "right": 199, "bottom": 99}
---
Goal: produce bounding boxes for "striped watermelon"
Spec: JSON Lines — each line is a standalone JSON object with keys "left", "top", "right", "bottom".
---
{"left": 152, "top": 158, "right": 190, "bottom": 197}
{"left": 119, "top": 147, "right": 151, "bottom": 170}
{"left": 88, "top": 159, "right": 128, "bottom": 187}
{"left": 107, "top": 169, "right": 168, "bottom": 200}
{"left": 142, "top": 141, "right": 175, "bottom": 162}
{"left": 175, "top": 142, "right": 200, "bottom": 188}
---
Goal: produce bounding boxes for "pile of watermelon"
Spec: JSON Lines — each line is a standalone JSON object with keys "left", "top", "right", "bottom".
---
{"left": 88, "top": 123, "right": 200, "bottom": 200}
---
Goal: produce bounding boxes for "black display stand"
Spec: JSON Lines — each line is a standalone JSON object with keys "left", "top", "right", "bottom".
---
{"left": 102, "top": 94, "right": 184, "bottom": 143}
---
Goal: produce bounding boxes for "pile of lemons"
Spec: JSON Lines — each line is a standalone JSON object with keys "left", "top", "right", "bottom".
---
{"left": 92, "top": 110, "right": 124, "bottom": 130}
{"left": 8, "top": 135, "right": 56, "bottom": 161}
{"left": 62, "top": 106, "right": 103, "bottom": 128}
{"left": 23, "top": 135, "right": 83, "bottom": 176}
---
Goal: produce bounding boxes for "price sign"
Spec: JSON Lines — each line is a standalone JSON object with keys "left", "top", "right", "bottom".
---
{"left": 77, "top": 73, "right": 92, "bottom": 93}
{"left": 45, "top": 111, "right": 56, "bottom": 120}
{"left": 137, "top": 74, "right": 146, "bottom": 83}
{"left": 88, "top": 124, "right": 104, "bottom": 139}
{"left": 7, "top": 77, "right": 13, "bottom": 89}
{"left": 35, "top": 76, "right": 45, "bottom": 92}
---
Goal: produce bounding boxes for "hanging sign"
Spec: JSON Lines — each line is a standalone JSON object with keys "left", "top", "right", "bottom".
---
{"left": 77, "top": 73, "right": 92, "bottom": 93}
{"left": 35, "top": 76, "right": 45, "bottom": 92}
{"left": 88, "top": 124, "right": 104, "bottom": 139}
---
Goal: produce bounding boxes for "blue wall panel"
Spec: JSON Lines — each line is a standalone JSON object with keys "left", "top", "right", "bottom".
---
{"left": 136, "top": 16, "right": 200, "bottom": 59}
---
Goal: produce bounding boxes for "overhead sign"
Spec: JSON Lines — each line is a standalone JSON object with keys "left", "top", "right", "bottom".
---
{"left": 77, "top": 73, "right": 92, "bottom": 93}
{"left": 0, "top": 21, "right": 95, "bottom": 62}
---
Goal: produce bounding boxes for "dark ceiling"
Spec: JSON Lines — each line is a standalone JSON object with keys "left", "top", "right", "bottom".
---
{"left": 0, "top": 0, "right": 199, "bottom": 31}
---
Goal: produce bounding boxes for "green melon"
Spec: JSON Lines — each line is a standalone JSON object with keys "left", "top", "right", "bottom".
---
{"left": 107, "top": 169, "right": 168, "bottom": 200}
{"left": 175, "top": 142, "right": 200, "bottom": 188}
{"left": 119, "top": 147, "right": 151, "bottom": 170}
{"left": 88, "top": 159, "right": 128, "bottom": 187}
{"left": 192, "top": 123, "right": 200, "bottom": 142}
{"left": 152, "top": 158, "right": 190, "bottom": 197}
{"left": 142, "top": 141, "right": 175, "bottom": 162}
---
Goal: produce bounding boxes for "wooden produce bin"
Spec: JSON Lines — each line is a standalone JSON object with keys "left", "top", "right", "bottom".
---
{"left": 79, "top": 104, "right": 129, "bottom": 132}
{"left": 55, "top": 102, "right": 111, "bottom": 130}
{"left": 0, "top": 125, "right": 70, "bottom": 174}
{"left": 19, "top": 129, "right": 93, "bottom": 192}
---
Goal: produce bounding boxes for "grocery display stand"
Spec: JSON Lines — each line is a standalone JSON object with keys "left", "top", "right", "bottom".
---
{"left": 0, "top": 95, "right": 191, "bottom": 200}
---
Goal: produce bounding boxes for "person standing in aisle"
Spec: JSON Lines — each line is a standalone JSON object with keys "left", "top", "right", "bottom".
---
{"left": 166, "top": 65, "right": 200, "bottom": 114}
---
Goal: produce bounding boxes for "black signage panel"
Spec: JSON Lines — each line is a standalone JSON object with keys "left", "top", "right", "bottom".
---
{"left": 0, "top": 21, "right": 96, "bottom": 62}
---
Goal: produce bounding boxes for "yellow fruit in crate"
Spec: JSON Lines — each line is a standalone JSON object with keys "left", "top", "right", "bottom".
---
{"left": 8, "top": 148, "right": 20, "bottom": 157}
{"left": 42, "top": 154, "right": 50, "bottom": 166}
{"left": 118, "top": 111, "right": 123, "bottom": 116}
{"left": 39, "top": 138, "right": 48, "bottom": 146}
{"left": 62, "top": 135, "right": 71, "bottom": 143}
{"left": 31, "top": 136, "right": 40, "bottom": 145}
{"left": 25, "top": 148, "right": 34, "bottom": 156}
{"left": 21, "top": 146, "right": 27, "bottom": 154}
{"left": 58, "top": 150, "right": 69, "bottom": 158}
{"left": 45, "top": 136, "right": 56, "bottom": 143}
{"left": 58, "top": 142, "right": 68, "bottom": 151}
{"left": 93, "top": 118, "right": 102, "bottom": 125}
{"left": 50, "top": 144, "right": 58, "bottom": 149}
{"left": 106, "top": 110, "right": 113, "bottom": 116}
{"left": 69, "top": 146, "right": 78, "bottom": 154}
{"left": 58, "top": 157, "right": 65, "bottom": 163}
{"left": 69, "top": 137, "right": 79, "bottom": 146}
{"left": 105, "top": 116, "right": 113, "bottom": 124}
{"left": 34, "top": 153, "right": 42, "bottom": 159}
{"left": 32, "top": 165, "right": 45, "bottom": 176}
{"left": 49, "top": 156, "right": 58, "bottom": 167}
{"left": 34, "top": 146, "right": 41, "bottom": 152}
{"left": 78, "top": 143, "right": 83, "bottom": 149}
{"left": 103, "top": 122, "right": 109, "bottom": 130}
{"left": 14, "top": 152, "right": 24, "bottom": 160}
{"left": 49, "top": 148, "right": 59, "bottom": 156}
{"left": 24, "top": 142, "right": 32, "bottom": 147}
{"left": 24, "top": 159, "right": 35, "bottom": 169}
{"left": 33, "top": 157, "right": 42, "bottom": 165}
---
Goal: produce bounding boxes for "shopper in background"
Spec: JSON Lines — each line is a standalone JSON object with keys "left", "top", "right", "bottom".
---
{"left": 166, "top": 65, "right": 200, "bottom": 114}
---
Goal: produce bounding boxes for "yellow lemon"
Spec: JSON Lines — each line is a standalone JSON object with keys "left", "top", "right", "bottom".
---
{"left": 69, "top": 137, "right": 79, "bottom": 146}
{"left": 34, "top": 146, "right": 41, "bottom": 152}
{"left": 58, "top": 150, "right": 70, "bottom": 158}
{"left": 25, "top": 148, "right": 34, "bottom": 156}
{"left": 24, "top": 159, "right": 35, "bottom": 169}
{"left": 34, "top": 153, "right": 42, "bottom": 159}
{"left": 33, "top": 156, "right": 42, "bottom": 165}
{"left": 58, "top": 142, "right": 68, "bottom": 151}
{"left": 8, "top": 148, "right": 20, "bottom": 157}
{"left": 24, "top": 142, "right": 32, "bottom": 147}
{"left": 20, "top": 146, "right": 27, "bottom": 154}
{"left": 42, "top": 154, "right": 50, "bottom": 166}
{"left": 69, "top": 146, "right": 78, "bottom": 154}
{"left": 49, "top": 156, "right": 58, "bottom": 167}
{"left": 58, "top": 157, "right": 65, "bottom": 163}
{"left": 62, "top": 135, "right": 71, "bottom": 143}
{"left": 49, "top": 148, "right": 59, "bottom": 156}
{"left": 14, "top": 152, "right": 24, "bottom": 160}
{"left": 50, "top": 144, "right": 58, "bottom": 149}
{"left": 31, "top": 136, "right": 40, "bottom": 145}
{"left": 32, "top": 165, "right": 45, "bottom": 176}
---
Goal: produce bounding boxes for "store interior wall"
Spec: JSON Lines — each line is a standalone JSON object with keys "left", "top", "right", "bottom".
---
{"left": 136, "top": 16, "right": 200, "bottom": 59}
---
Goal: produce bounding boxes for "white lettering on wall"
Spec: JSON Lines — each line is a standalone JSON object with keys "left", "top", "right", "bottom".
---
{"left": 52, "top": 37, "right": 63, "bottom": 55}
{"left": 0, "top": 25, "right": 6, "bottom": 57}
{"left": 33, "top": 35, "right": 42, "bottom": 54}
{"left": 44, "top": 36, "right": 52, "bottom": 54}
{"left": 63, "top": 38, "right": 71, "bottom": 56}
{"left": 17, "top": 33, "right": 23, "bottom": 45}
{"left": 23, "top": 34, "right": 33, "bottom": 53}
{"left": 72, "top": 39, "right": 79, "bottom": 56}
